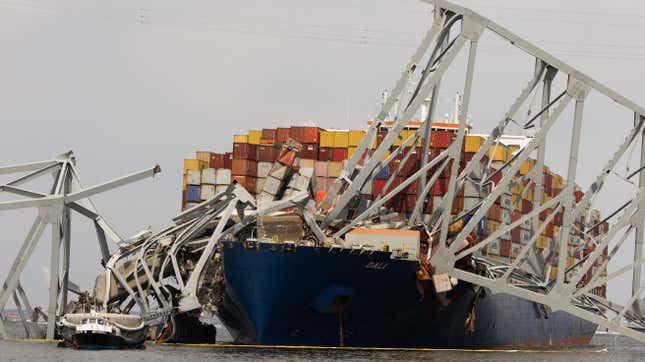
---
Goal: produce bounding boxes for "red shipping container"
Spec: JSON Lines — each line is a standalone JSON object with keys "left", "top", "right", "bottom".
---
{"left": 430, "top": 131, "right": 453, "bottom": 148}
{"left": 511, "top": 210, "right": 521, "bottom": 224}
{"left": 431, "top": 178, "right": 449, "bottom": 196}
{"left": 499, "top": 240, "right": 511, "bottom": 257}
{"left": 489, "top": 167, "right": 502, "bottom": 185}
{"left": 210, "top": 153, "right": 225, "bottom": 169}
{"left": 543, "top": 172, "right": 553, "bottom": 196}
{"left": 554, "top": 212, "right": 563, "bottom": 226}
{"left": 224, "top": 152, "right": 233, "bottom": 169}
{"left": 404, "top": 195, "right": 418, "bottom": 213}
{"left": 373, "top": 179, "right": 387, "bottom": 197}
{"left": 289, "top": 127, "right": 305, "bottom": 142}
{"left": 231, "top": 159, "right": 258, "bottom": 177}
{"left": 303, "top": 127, "right": 321, "bottom": 143}
{"left": 331, "top": 148, "right": 348, "bottom": 162}
{"left": 262, "top": 128, "right": 277, "bottom": 141}
{"left": 233, "top": 143, "right": 258, "bottom": 160}
{"left": 545, "top": 223, "right": 555, "bottom": 237}
{"left": 276, "top": 128, "right": 291, "bottom": 144}
{"left": 258, "top": 145, "right": 279, "bottom": 162}
{"left": 540, "top": 208, "right": 552, "bottom": 222}
{"left": 574, "top": 190, "right": 584, "bottom": 203}
{"left": 451, "top": 196, "right": 464, "bottom": 215}
{"left": 318, "top": 147, "right": 332, "bottom": 161}
{"left": 521, "top": 199, "right": 533, "bottom": 214}
{"left": 423, "top": 195, "right": 433, "bottom": 213}
{"left": 511, "top": 228, "right": 521, "bottom": 242}
{"left": 232, "top": 175, "right": 256, "bottom": 193}
{"left": 488, "top": 203, "right": 501, "bottom": 221}
{"left": 406, "top": 179, "right": 419, "bottom": 195}
{"left": 301, "top": 143, "right": 318, "bottom": 159}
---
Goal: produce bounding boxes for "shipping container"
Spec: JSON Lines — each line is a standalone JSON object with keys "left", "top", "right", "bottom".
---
{"left": 196, "top": 151, "right": 211, "bottom": 163}
{"left": 375, "top": 165, "right": 389, "bottom": 180}
{"left": 232, "top": 159, "right": 258, "bottom": 177}
{"left": 488, "top": 143, "right": 509, "bottom": 162}
{"left": 331, "top": 148, "right": 348, "bottom": 162}
{"left": 314, "top": 161, "right": 328, "bottom": 178}
{"left": 232, "top": 175, "right": 256, "bottom": 193}
{"left": 301, "top": 143, "right": 318, "bottom": 159}
{"left": 186, "top": 185, "right": 200, "bottom": 202}
{"left": 334, "top": 131, "right": 349, "bottom": 148}
{"left": 464, "top": 135, "right": 485, "bottom": 153}
{"left": 200, "top": 184, "right": 215, "bottom": 201}
{"left": 262, "top": 176, "right": 282, "bottom": 195}
{"left": 348, "top": 130, "right": 365, "bottom": 147}
{"left": 276, "top": 127, "right": 291, "bottom": 144}
{"left": 248, "top": 130, "right": 261, "bottom": 145}
{"left": 224, "top": 152, "right": 233, "bottom": 169}
{"left": 257, "top": 162, "right": 273, "bottom": 178}
{"left": 216, "top": 169, "right": 231, "bottom": 185}
{"left": 256, "top": 177, "right": 266, "bottom": 194}
{"left": 258, "top": 145, "right": 279, "bottom": 162}
{"left": 210, "top": 153, "right": 225, "bottom": 169}
{"left": 319, "top": 131, "right": 335, "bottom": 148}
{"left": 233, "top": 143, "right": 258, "bottom": 160}
{"left": 201, "top": 168, "right": 217, "bottom": 185}
{"left": 234, "top": 134, "right": 248, "bottom": 144}
{"left": 327, "top": 162, "right": 343, "bottom": 178}
{"left": 430, "top": 131, "right": 453, "bottom": 148}
{"left": 183, "top": 159, "right": 207, "bottom": 173}
{"left": 187, "top": 170, "right": 201, "bottom": 186}
{"left": 318, "top": 147, "right": 332, "bottom": 161}
{"left": 262, "top": 128, "right": 277, "bottom": 142}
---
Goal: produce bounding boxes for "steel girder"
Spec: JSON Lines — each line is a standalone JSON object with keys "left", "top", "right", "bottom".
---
{"left": 0, "top": 152, "right": 159, "bottom": 339}
{"left": 320, "top": 0, "right": 645, "bottom": 343}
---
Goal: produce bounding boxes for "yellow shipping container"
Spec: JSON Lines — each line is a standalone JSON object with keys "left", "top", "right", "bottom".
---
{"left": 183, "top": 159, "right": 207, "bottom": 174}
{"left": 334, "top": 131, "right": 349, "bottom": 148}
{"left": 488, "top": 143, "right": 509, "bottom": 162}
{"left": 393, "top": 132, "right": 404, "bottom": 147}
{"left": 348, "top": 130, "right": 365, "bottom": 147}
{"left": 234, "top": 134, "right": 248, "bottom": 144}
{"left": 567, "top": 256, "right": 574, "bottom": 268}
{"left": 488, "top": 220, "right": 500, "bottom": 233}
{"left": 248, "top": 130, "right": 261, "bottom": 145}
{"left": 464, "top": 135, "right": 485, "bottom": 153}
{"left": 348, "top": 147, "right": 358, "bottom": 158}
{"left": 182, "top": 174, "right": 187, "bottom": 190}
{"left": 552, "top": 173, "right": 564, "bottom": 189}
{"left": 195, "top": 151, "right": 211, "bottom": 163}
{"left": 519, "top": 159, "right": 534, "bottom": 175}
{"left": 320, "top": 131, "right": 335, "bottom": 148}
{"left": 448, "top": 219, "right": 464, "bottom": 234}
{"left": 381, "top": 150, "right": 391, "bottom": 162}
{"left": 550, "top": 266, "right": 558, "bottom": 280}
{"left": 536, "top": 235, "right": 547, "bottom": 249}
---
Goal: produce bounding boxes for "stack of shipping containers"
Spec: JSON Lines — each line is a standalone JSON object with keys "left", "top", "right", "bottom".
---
{"left": 180, "top": 122, "right": 608, "bottom": 296}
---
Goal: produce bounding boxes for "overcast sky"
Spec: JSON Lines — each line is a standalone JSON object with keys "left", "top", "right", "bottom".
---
{"left": 1, "top": 0, "right": 644, "bottom": 309}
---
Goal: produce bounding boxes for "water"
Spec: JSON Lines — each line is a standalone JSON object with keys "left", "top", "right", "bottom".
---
{"left": 0, "top": 334, "right": 643, "bottom": 361}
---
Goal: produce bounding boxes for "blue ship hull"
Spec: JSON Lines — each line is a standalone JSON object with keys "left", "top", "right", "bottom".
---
{"left": 218, "top": 242, "right": 596, "bottom": 348}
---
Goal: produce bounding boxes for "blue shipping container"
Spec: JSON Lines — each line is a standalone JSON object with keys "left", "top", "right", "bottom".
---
{"left": 375, "top": 164, "right": 389, "bottom": 180}
{"left": 477, "top": 216, "right": 488, "bottom": 236}
{"left": 186, "top": 185, "right": 201, "bottom": 202}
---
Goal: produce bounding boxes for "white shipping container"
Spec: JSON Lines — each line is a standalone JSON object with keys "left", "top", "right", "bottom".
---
{"left": 269, "top": 163, "right": 288, "bottom": 180}
{"left": 200, "top": 184, "right": 215, "bottom": 200}
{"left": 293, "top": 174, "right": 311, "bottom": 191}
{"left": 298, "top": 166, "right": 315, "bottom": 179}
{"left": 520, "top": 229, "right": 532, "bottom": 245}
{"left": 501, "top": 193, "right": 512, "bottom": 209}
{"left": 257, "top": 162, "right": 273, "bottom": 178}
{"left": 215, "top": 185, "right": 229, "bottom": 194}
{"left": 201, "top": 168, "right": 217, "bottom": 185}
{"left": 344, "top": 228, "right": 420, "bottom": 260}
{"left": 464, "top": 181, "right": 480, "bottom": 198}
{"left": 187, "top": 170, "right": 201, "bottom": 186}
{"left": 216, "top": 169, "right": 231, "bottom": 185}
{"left": 256, "top": 177, "right": 266, "bottom": 194}
{"left": 463, "top": 197, "right": 480, "bottom": 212}
{"left": 262, "top": 176, "right": 282, "bottom": 195}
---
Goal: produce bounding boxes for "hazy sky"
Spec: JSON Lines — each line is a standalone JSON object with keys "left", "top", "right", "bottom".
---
{"left": 1, "top": 0, "right": 644, "bottom": 308}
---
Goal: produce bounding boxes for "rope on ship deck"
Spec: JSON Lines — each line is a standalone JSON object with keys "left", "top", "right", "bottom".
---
{"left": 2, "top": 338, "right": 609, "bottom": 354}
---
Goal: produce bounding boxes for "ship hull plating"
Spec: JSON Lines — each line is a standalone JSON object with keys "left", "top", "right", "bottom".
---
{"left": 218, "top": 242, "right": 596, "bottom": 348}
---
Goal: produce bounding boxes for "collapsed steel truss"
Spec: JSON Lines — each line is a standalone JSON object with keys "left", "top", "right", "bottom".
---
{"left": 0, "top": 151, "right": 159, "bottom": 339}
{"left": 6, "top": 0, "right": 643, "bottom": 345}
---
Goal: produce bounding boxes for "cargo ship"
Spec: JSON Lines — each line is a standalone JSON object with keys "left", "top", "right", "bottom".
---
{"left": 178, "top": 106, "right": 608, "bottom": 347}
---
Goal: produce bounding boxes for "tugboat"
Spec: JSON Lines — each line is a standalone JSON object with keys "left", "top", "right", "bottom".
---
{"left": 59, "top": 308, "right": 147, "bottom": 350}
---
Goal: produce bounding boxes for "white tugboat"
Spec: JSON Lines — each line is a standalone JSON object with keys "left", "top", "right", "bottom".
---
{"left": 59, "top": 308, "right": 147, "bottom": 350}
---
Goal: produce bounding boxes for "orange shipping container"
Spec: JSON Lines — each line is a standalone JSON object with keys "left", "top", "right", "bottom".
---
{"left": 231, "top": 159, "right": 258, "bottom": 177}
